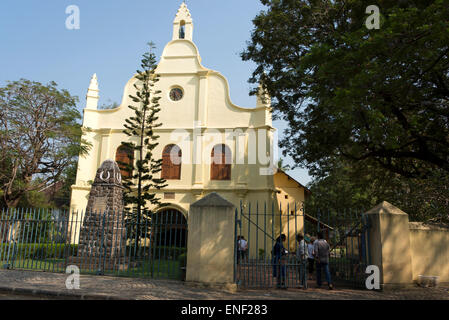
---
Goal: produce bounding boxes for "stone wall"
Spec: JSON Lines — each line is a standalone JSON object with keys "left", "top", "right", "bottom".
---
{"left": 364, "top": 201, "right": 449, "bottom": 289}
{"left": 409, "top": 222, "right": 449, "bottom": 283}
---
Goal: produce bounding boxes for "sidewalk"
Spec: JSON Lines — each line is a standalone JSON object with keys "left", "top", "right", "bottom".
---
{"left": 0, "top": 270, "right": 448, "bottom": 300}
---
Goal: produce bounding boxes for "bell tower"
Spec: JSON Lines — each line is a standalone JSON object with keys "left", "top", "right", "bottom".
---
{"left": 173, "top": 2, "right": 193, "bottom": 41}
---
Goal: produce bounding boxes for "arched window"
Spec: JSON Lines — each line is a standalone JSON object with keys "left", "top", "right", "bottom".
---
{"left": 179, "top": 21, "right": 186, "bottom": 39}
{"left": 211, "top": 144, "right": 232, "bottom": 180}
{"left": 115, "top": 145, "right": 134, "bottom": 179}
{"left": 162, "top": 144, "right": 182, "bottom": 180}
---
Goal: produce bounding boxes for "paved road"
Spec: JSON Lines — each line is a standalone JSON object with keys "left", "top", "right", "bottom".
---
{"left": 0, "top": 269, "right": 448, "bottom": 300}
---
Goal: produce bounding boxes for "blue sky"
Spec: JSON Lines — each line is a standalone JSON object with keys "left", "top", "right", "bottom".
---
{"left": 0, "top": 0, "right": 311, "bottom": 185}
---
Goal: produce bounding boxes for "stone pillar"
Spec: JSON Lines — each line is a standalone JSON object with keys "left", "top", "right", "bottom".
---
{"left": 364, "top": 201, "right": 413, "bottom": 289}
{"left": 186, "top": 192, "right": 236, "bottom": 288}
{"left": 197, "top": 71, "right": 209, "bottom": 127}
{"left": 192, "top": 128, "right": 204, "bottom": 191}
{"left": 100, "top": 129, "right": 112, "bottom": 163}
{"left": 67, "top": 160, "right": 127, "bottom": 271}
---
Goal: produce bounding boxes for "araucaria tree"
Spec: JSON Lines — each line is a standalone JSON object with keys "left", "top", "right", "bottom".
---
{"left": 120, "top": 42, "right": 167, "bottom": 243}
{"left": 0, "top": 79, "right": 90, "bottom": 208}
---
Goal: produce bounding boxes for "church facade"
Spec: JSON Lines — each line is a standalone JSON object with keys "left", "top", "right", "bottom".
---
{"left": 70, "top": 3, "right": 308, "bottom": 251}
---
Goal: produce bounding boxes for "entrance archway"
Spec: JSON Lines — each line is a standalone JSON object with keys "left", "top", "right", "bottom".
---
{"left": 153, "top": 209, "right": 187, "bottom": 248}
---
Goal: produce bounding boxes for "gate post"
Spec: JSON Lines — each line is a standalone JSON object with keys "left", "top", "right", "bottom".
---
{"left": 186, "top": 192, "right": 236, "bottom": 290}
{"left": 363, "top": 201, "right": 413, "bottom": 290}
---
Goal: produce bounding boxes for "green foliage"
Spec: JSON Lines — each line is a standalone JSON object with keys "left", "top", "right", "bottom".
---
{"left": 125, "top": 245, "right": 186, "bottom": 260}
{"left": 148, "top": 246, "right": 186, "bottom": 260}
{"left": 0, "top": 208, "right": 73, "bottom": 246}
{"left": 53, "top": 160, "right": 78, "bottom": 209}
{"left": 16, "top": 187, "right": 51, "bottom": 209}
{"left": 305, "top": 158, "right": 449, "bottom": 223}
{"left": 0, "top": 79, "right": 91, "bottom": 208}
{"left": 178, "top": 252, "right": 187, "bottom": 268}
{"left": 0, "top": 243, "right": 78, "bottom": 260}
{"left": 242, "top": 0, "right": 449, "bottom": 179}
{"left": 32, "top": 244, "right": 78, "bottom": 259}
{"left": 120, "top": 42, "right": 167, "bottom": 241}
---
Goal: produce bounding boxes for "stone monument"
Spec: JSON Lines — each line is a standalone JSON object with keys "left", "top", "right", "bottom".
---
{"left": 67, "top": 159, "right": 127, "bottom": 272}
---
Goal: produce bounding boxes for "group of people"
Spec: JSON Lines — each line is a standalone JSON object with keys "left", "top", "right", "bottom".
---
{"left": 237, "top": 231, "right": 333, "bottom": 290}
{"left": 272, "top": 231, "right": 333, "bottom": 290}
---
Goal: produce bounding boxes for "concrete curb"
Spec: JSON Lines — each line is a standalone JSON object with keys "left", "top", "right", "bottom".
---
{"left": 0, "top": 285, "right": 129, "bottom": 300}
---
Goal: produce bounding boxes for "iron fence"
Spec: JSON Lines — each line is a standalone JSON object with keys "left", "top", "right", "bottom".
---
{"left": 235, "top": 202, "right": 370, "bottom": 289}
{"left": 1, "top": 203, "right": 370, "bottom": 288}
{"left": 0, "top": 208, "right": 187, "bottom": 280}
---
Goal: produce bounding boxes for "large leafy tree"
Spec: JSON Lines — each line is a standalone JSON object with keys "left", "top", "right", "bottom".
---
{"left": 120, "top": 42, "right": 167, "bottom": 243}
{"left": 0, "top": 79, "right": 90, "bottom": 208}
{"left": 305, "top": 158, "right": 449, "bottom": 223}
{"left": 242, "top": 0, "right": 449, "bottom": 179}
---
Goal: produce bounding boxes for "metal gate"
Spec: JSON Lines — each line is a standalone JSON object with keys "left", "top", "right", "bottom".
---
{"left": 234, "top": 202, "right": 370, "bottom": 289}
{"left": 0, "top": 207, "right": 187, "bottom": 280}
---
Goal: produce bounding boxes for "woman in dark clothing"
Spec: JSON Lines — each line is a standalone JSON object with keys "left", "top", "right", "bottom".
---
{"left": 272, "top": 234, "right": 287, "bottom": 288}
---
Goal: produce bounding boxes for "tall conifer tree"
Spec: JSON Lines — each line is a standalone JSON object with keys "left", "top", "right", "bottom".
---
{"left": 120, "top": 42, "right": 167, "bottom": 244}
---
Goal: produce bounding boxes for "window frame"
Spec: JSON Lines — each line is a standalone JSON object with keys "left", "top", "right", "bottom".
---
{"left": 210, "top": 144, "right": 232, "bottom": 181}
{"left": 162, "top": 144, "right": 182, "bottom": 180}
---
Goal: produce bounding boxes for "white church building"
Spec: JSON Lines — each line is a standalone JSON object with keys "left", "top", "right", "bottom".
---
{"left": 70, "top": 3, "right": 308, "bottom": 249}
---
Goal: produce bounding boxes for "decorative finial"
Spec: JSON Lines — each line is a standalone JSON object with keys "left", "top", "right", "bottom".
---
{"left": 86, "top": 73, "right": 99, "bottom": 110}
{"left": 89, "top": 73, "right": 98, "bottom": 91}
{"left": 176, "top": 1, "right": 191, "bottom": 18}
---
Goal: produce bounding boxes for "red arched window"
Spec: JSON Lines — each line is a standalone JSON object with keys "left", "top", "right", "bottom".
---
{"left": 211, "top": 144, "right": 231, "bottom": 180}
{"left": 115, "top": 145, "right": 134, "bottom": 179}
{"left": 162, "top": 144, "right": 182, "bottom": 180}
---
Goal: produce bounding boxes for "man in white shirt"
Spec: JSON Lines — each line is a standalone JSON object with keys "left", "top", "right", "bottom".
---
{"left": 296, "top": 234, "right": 308, "bottom": 288}
{"left": 238, "top": 236, "right": 248, "bottom": 262}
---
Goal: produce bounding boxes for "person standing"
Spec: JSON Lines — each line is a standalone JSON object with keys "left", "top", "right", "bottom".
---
{"left": 238, "top": 236, "right": 248, "bottom": 263}
{"left": 307, "top": 235, "right": 315, "bottom": 280}
{"left": 296, "top": 234, "right": 308, "bottom": 288}
{"left": 314, "top": 231, "right": 333, "bottom": 290}
{"left": 272, "top": 234, "right": 287, "bottom": 288}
